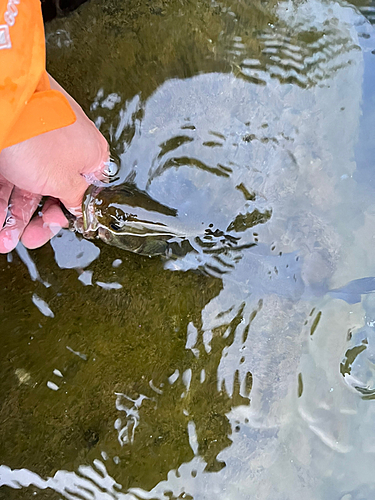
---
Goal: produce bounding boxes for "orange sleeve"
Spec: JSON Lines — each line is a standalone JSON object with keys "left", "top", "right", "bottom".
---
{"left": 0, "top": 0, "right": 76, "bottom": 152}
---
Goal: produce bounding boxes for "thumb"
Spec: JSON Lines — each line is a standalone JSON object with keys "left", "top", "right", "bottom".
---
{"left": 58, "top": 174, "right": 91, "bottom": 216}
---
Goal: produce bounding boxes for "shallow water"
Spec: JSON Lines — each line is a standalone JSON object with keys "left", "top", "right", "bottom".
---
{"left": 2, "top": 0, "right": 375, "bottom": 498}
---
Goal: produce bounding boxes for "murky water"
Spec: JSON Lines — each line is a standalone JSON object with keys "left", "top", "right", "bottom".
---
{"left": 2, "top": 0, "right": 375, "bottom": 498}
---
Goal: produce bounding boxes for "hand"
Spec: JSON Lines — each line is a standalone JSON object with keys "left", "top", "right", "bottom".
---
{"left": 0, "top": 76, "right": 109, "bottom": 253}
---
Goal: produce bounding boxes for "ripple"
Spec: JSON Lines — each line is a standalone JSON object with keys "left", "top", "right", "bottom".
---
{"left": 157, "top": 156, "right": 233, "bottom": 178}
{"left": 222, "top": 12, "right": 361, "bottom": 88}
{"left": 341, "top": 333, "right": 375, "bottom": 399}
{"left": 359, "top": 2, "right": 375, "bottom": 25}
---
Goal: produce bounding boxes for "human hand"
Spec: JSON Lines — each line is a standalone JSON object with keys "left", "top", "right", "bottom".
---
{"left": 0, "top": 76, "right": 109, "bottom": 253}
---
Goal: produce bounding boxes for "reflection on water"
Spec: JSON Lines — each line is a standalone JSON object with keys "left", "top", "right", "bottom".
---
{"left": 2, "top": 0, "right": 375, "bottom": 498}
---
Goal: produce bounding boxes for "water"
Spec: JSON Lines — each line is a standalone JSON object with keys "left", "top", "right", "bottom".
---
{"left": 1, "top": 0, "right": 375, "bottom": 498}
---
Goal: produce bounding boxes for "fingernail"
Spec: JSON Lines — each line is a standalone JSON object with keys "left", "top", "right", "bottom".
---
{"left": 66, "top": 206, "right": 82, "bottom": 217}
{"left": 0, "top": 229, "right": 20, "bottom": 251}
{"left": 48, "top": 223, "right": 63, "bottom": 236}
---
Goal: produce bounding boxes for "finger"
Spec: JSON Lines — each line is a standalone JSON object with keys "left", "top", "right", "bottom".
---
{"left": 0, "top": 188, "right": 41, "bottom": 253}
{"left": 0, "top": 174, "right": 14, "bottom": 228}
{"left": 62, "top": 158, "right": 114, "bottom": 217}
{"left": 56, "top": 172, "right": 90, "bottom": 217}
{"left": 21, "top": 198, "right": 69, "bottom": 250}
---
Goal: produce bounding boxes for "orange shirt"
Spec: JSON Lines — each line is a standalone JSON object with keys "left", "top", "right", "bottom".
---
{"left": 0, "top": 0, "right": 76, "bottom": 152}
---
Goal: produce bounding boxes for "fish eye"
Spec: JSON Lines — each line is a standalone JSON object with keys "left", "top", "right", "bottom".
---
{"left": 110, "top": 222, "right": 121, "bottom": 232}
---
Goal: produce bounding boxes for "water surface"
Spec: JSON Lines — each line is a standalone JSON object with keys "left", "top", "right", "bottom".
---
{"left": 1, "top": 0, "right": 375, "bottom": 498}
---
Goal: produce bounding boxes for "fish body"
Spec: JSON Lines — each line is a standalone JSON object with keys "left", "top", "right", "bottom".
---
{"left": 79, "top": 184, "right": 375, "bottom": 306}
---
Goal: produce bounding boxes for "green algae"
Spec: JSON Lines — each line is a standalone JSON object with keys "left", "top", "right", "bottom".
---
{"left": 0, "top": 237, "right": 250, "bottom": 494}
